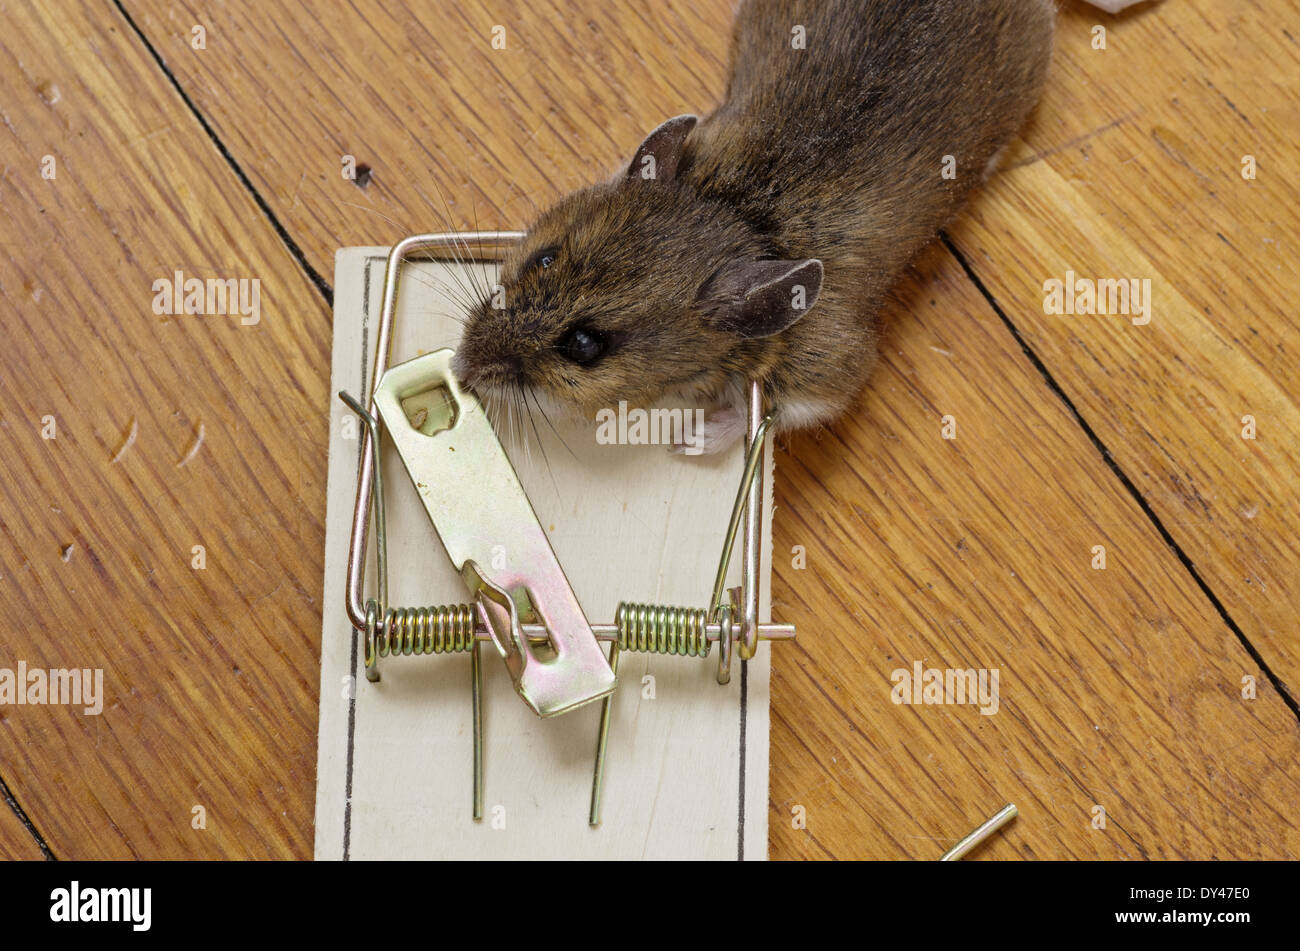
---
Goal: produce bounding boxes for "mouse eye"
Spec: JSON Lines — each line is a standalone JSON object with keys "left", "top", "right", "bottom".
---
{"left": 558, "top": 327, "right": 606, "bottom": 366}
{"left": 521, "top": 247, "right": 559, "bottom": 276}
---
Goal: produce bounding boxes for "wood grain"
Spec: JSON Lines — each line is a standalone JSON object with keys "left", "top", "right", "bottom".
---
{"left": 0, "top": 0, "right": 1294, "bottom": 858}
{"left": 114, "top": 0, "right": 734, "bottom": 270}
{"left": 0, "top": 0, "right": 330, "bottom": 857}
{"left": 947, "top": 0, "right": 1300, "bottom": 690}
{"left": 769, "top": 244, "right": 1299, "bottom": 859}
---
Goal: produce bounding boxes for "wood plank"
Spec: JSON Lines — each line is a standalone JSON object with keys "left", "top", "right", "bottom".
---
{"left": 946, "top": 0, "right": 1300, "bottom": 690}
{"left": 0, "top": 0, "right": 330, "bottom": 857}
{"left": 102, "top": 0, "right": 1300, "bottom": 858}
{"left": 115, "top": 0, "right": 733, "bottom": 268}
{"left": 768, "top": 244, "right": 1300, "bottom": 859}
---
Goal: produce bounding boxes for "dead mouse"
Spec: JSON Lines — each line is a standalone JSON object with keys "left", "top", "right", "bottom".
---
{"left": 454, "top": 0, "right": 1055, "bottom": 453}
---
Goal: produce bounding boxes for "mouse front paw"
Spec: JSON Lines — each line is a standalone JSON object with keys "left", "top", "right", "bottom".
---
{"left": 669, "top": 407, "right": 747, "bottom": 456}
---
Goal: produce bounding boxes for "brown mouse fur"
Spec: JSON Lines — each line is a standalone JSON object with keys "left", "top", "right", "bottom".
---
{"left": 454, "top": 0, "right": 1055, "bottom": 452}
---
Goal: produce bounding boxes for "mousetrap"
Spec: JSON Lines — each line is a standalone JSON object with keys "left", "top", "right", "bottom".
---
{"left": 315, "top": 233, "right": 790, "bottom": 859}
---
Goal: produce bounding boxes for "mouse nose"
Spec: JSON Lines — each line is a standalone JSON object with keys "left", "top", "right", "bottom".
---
{"left": 454, "top": 352, "right": 523, "bottom": 392}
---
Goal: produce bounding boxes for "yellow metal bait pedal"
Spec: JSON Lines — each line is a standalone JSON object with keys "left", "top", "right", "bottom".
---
{"left": 372, "top": 349, "right": 615, "bottom": 718}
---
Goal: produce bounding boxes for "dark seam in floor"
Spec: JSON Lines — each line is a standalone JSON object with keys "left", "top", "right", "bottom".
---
{"left": 112, "top": 0, "right": 335, "bottom": 308}
{"left": 0, "top": 771, "right": 55, "bottom": 860}
{"left": 940, "top": 232, "right": 1300, "bottom": 725}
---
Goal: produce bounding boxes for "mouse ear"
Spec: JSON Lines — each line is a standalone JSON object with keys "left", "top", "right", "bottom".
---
{"left": 625, "top": 114, "right": 697, "bottom": 184}
{"left": 695, "top": 259, "right": 823, "bottom": 338}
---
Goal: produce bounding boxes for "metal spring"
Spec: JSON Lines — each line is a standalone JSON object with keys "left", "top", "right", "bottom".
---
{"left": 614, "top": 602, "right": 711, "bottom": 657}
{"left": 366, "top": 599, "right": 477, "bottom": 661}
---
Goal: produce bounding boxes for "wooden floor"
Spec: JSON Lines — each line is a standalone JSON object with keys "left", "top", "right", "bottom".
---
{"left": 1, "top": 0, "right": 1296, "bottom": 859}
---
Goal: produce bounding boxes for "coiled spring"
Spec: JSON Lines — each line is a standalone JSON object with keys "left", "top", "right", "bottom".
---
{"left": 364, "top": 599, "right": 476, "bottom": 671}
{"left": 614, "top": 602, "right": 711, "bottom": 657}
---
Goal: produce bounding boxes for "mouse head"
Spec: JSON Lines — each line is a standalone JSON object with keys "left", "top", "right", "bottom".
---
{"left": 453, "top": 115, "right": 822, "bottom": 420}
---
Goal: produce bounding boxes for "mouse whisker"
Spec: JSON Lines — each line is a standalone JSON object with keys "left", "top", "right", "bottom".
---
{"left": 500, "top": 174, "right": 539, "bottom": 224}
{"left": 334, "top": 199, "right": 406, "bottom": 233}
{"left": 448, "top": 128, "right": 509, "bottom": 305}
{"left": 334, "top": 197, "right": 486, "bottom": 315}
{"left": 424, "top": 179, "right": 490, "bottom": 304}
{"left": 339, "top": 195, "right": 486, "bottom": 314}
{"left": 517, "top": 381, "right": 560, "bottom": 496}
{"left": 414, "top": 182, "right": 481, "bottom": 303}
{"left": 468, "top": 187, "right": 498, "bottom": 316}
{"left": 397, "top": 271, "right": 477, "bottom": 317}
{"left": 524, "top": 384, "right": 581, "bottom": 465}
